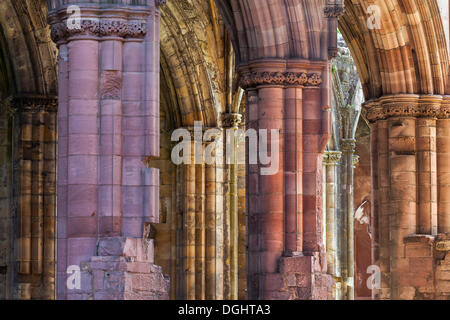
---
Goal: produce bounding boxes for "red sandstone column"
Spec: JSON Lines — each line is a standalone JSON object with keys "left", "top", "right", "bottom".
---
{"left": 240, "top": 61, "right": 332, "bottom": 300}
{"left": 388, "top": 117, "right": 417, "bottom": 299}
{"left": 48, "top": 1, "right": 165, "bottom": 300}
{"left": 365, "top": 95, "right": 449, "bottom": 300}
{"left": 284, "top": 87, "right": 303, "bottom": 256}
{"left": 437, "top": 118, "right": 450, "bottom": 233}
{"left": 99, "top": 39, "right": 123, "bottom": 237}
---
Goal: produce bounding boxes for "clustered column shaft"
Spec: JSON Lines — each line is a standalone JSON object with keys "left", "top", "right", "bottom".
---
{"left": 48, "top": 1, "right": 164, "bottom": 300}
{"left": 365, "top": 95, "right": 450, "bottom": 299}
{"left": 14, "top": 97, "right": 57, "bottom": 300}
{"left": 240, "top": 62, "right": 333, "bottom": 300}
{"left": 323, "top": 151, "right": 342, "bottom": 299}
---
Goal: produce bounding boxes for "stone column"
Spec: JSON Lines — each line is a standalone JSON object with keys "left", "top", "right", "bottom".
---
{"left": 438, "top": 119, "right": 450, "bottom": 233}
{"left": 12, "top": 96, "right": 57, "bottom": 300}
{"left": 240, "top": 60, "right": 333, "bottom": 300}
{"left": 0, "top": 98, "right": 11, "bottom": 300}
{"left": 323, "top": 151, "right": 342, "bottom": 299}
{"left": 222, "top": 112, "right": 243, "bottom": 300}
{"left": 48, "top": 1, "right": 168, "bottom": 300}
{"left": 237, "top": 117, "right": 247, "bottom": 300}
{"left": 340, "top": 139, "right": 356, "bottom": 300}
{"left": 204, "top": 154, "right": 225, "bottom": 300}
{"left": 176, "top": 126, "right": 225, "bottom": 300}
{"left": 364, "top": 94, "right": 450, "bottom": 300}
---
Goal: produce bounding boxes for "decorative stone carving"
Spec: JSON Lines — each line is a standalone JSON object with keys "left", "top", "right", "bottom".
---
{"left": 352, "top": 155, "right": 360, "bottom": 168}
{"left": 221, "top": 113, "right": 242, "bottom": 128}
{"left": 50, "top": 19, "right": 147, "bottom": 43}
{"left": 10, "top": 96, "right": 58, "bottom": 113}
{"left": 323, "top": 151, "right": 342, "bottom": 165}
{"left": 324, "top": 3, "right": 345, "bottom": 18}
{"left": 239, "top": 71, "right": 323, "bottom": 89}
{"left": 101, "top": 71, "right": 123, "bottom": 100}
{"left": 363, "top": 97, "right": 450, "bottom": 122}
{"left": 435, "top": 240, "right": 450, "bottom": 252}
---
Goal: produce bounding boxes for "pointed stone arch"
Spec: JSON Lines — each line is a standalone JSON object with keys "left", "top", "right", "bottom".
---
{"left": 339, "top": 0, "right": 449, "bottom": 99}
{"left": 160, "top": 0, "right": 230, "bottom": 127}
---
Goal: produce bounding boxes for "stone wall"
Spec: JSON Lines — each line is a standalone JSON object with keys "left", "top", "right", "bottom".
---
{"left": 0, "top": 102, "right": 11, "bottom": 299}
{"left": 69, "top": 237, "right": 169, "bottom": 300}
{"left": 398, "top": 235, "right": 450, "bottom": 299}
{"left": 354, "top": 122, "right": 372, "bottom": 299}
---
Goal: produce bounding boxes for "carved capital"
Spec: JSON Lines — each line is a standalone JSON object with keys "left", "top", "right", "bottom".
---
{"left": 50, "top": 19, "right": 147, "bottom": 43}
{"left": 435, "top": 240, "right": 450, "bottom": 252}
{"left": 340, "top": 139, "right": 356, "bottom": 152}
{"left": 239, "top": 71, "right": 322, "bottom": 89}
{"left": 47, "top": 5, "right": 153, "bottom": 44}
{"left": 323, "top": 151, "right": 342, "bottom": 165}
{"left": 363, "top": 95, "right": 450, "bottom": 122}
{"left": 221, "top": 113, "right": 242, "bottom": 128}
{"left": 324, "top": 3, "right": 345, "bottom": 18}
{"left": 10, "top": 96, "right": 58, "bottom": 114}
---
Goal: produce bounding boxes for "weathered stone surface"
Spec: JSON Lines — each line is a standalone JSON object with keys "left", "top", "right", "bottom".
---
{"left": 3, "top": 0, "right": 450, "bottom": 301}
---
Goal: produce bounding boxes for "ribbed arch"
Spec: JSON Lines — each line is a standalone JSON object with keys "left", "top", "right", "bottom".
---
{"left": 217, "top": 0, "right": 330, "bottom": 63}
{"left": 340, "top": 0, "right": 449, "bottom": 99}
{"left": 0, "top": 0, "right": 57, "bottom": 96}
{"left": 216, "top": 0, "right": 449, "bottom": 99}
{"left": 160, "top": 0, "right": 229, "bottom": 127}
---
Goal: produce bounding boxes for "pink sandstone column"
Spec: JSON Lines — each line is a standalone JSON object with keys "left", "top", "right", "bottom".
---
{"left": 48, "top": 1, "right": 167, "bottom": 300}
{"left": 240, "top": 60, "right": 332, "bottom": 300}
{"left": 365, "top": 95, "right": 450, "bottom": 299}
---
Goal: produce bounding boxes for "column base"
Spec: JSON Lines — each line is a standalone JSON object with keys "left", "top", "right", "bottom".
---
{"left": 262, "top": 254, "right": 333, "bottom": 300}
{"left": 67, "top": 237, "right": 169, "bottom": 300}
{"left": 379, "top": 234, "right": 450, "bottom": 300}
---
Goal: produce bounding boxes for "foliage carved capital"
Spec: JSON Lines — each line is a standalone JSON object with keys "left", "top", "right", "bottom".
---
{"left": 239, "top": 71, "right": 322, "bottom": 89}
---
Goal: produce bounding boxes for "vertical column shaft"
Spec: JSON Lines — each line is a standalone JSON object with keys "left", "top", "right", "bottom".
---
{"left": 99, "top": 39, "right": 123, "bottom": 236}
{"left": 388, "top": 118, "right": 417, "bottom": 299}
{"left": 437, "top": 119, "right": 450, "bottom": 233}
{"left": 323, "top": 151, "right": 341, "bottom": 299}
{"left": 340, "top": 139, "right": 355, "bottom": 300}
{"left": 417, "top": 119, "right": 438, "bottom": 235}
{"left": 205, "top": 161, "right": 216, "bottom": 299}
{"left": 229, "top": 137, "right": 239, "bottom": 300}
{"left": 184, "top": 159, "right": 196, "bottom": 300}
{"left": 15, "top": 98, "right": 57, "bottom": 299}
{"left": 284, "top": 87, "right": 303, "bottom": 255}
{"left": 49, "top": 2, "right": 162, "bottom": 299}
{"left": 376, "top": 120, "right": 390, "bottom": 299}
{"left": 195, "top": 160, "right": 206, "bottom": 300}
{"left": 241, "top": 64, "right": 330, "bottom": 300}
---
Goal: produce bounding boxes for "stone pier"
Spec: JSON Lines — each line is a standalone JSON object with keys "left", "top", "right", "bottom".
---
{"left": 47, "top": 0, "right": 167, "bottom": 300}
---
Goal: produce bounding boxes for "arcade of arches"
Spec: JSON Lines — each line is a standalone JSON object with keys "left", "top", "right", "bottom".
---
{"left": 0, "top": 0, "right": 450, "bottom": 300}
